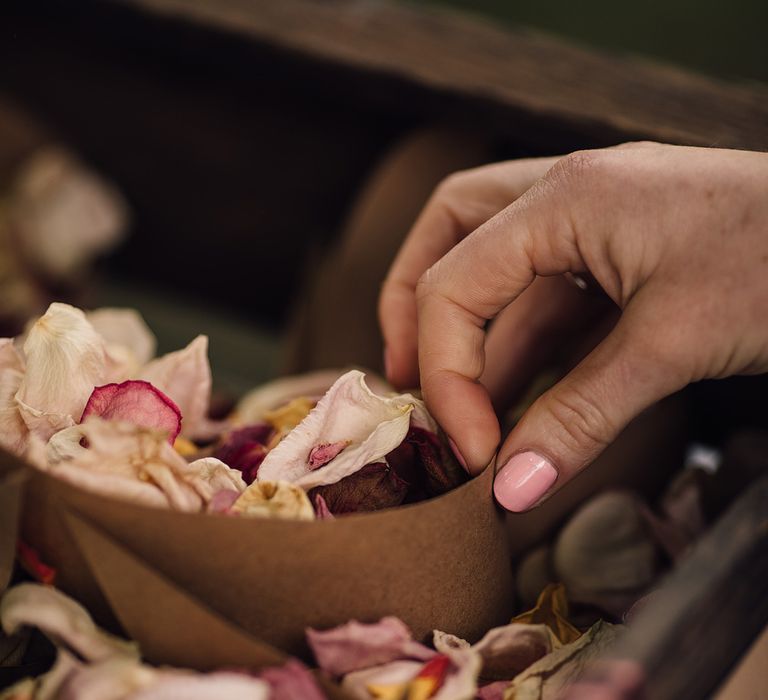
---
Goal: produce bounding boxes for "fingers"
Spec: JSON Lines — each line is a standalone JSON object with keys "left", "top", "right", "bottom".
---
{"left": 379, "top": 156, "right": 559, "bottom": 389}
{"left": 481, "top": 275, "right": 603, "bottom": 413}
{"left": 492, "top": 302, "right": 686, "bottom": 512}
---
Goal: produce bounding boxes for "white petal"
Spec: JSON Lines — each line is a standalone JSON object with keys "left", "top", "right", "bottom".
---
{"left": 342, "top": 660, "right": 424, "bottom": 699}
{"left": 132, "top": 672, "right": 269, "bottom": 700}
{"left": 185, "top": 457, "right": 247, "bottom": 498}
{"left": 140, "top": 335, "right": 212, "bottom": 440}
{"left": 257, "top": 370, "right": 416, "bottom": 490}
{"left": 15, "top": 303, "right": 106, "bottom": 440}
{"left": 87, "top": 307, "right": 157, "bottom": 381}
{"left": 1, "top": 584, "right": 138, "bottom": 662}
{"left": 0, "top": 366, "right": 27, "bottom": 454}
{"left": 235, "top": 368, "right": 393, "bottom": 424}
{"left": 433, "top": 648, "right": 482, "bottom": 700}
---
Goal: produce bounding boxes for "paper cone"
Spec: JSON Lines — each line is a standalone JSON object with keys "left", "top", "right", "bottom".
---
{"left": 3, "top": 449, "right": 512, "bottom": 663}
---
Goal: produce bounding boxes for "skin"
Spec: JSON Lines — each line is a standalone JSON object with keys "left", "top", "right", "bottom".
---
{"left": 379, "top": 142, "right": 768, "bottom": 509}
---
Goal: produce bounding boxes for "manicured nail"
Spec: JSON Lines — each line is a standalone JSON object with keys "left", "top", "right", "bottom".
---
{"left": 493, "top": 451, "right": 557, "bottom": 512}
{"left": 448, "top": 437, "right": 469, "bottom": 472}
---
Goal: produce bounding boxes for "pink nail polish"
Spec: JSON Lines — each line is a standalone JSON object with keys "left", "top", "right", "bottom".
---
{"left": 448, "top": 437, "right": 469, "bottom": 472}
{"left": 493, "top": 451, "right": 557, "bottom": 512}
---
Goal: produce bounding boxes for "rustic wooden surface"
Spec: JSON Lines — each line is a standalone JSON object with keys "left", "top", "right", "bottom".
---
{"left": 607, "top": 477, "right": 768, "bottom": 699}
{"left": 117, "top": 0, "right": 768, "bottom": 150}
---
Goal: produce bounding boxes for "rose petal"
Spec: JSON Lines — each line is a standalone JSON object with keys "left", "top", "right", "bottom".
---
{"left": 307, "top": 617, "right": 434, "bottom": 676}
{"left": 140, "top": 335, "right": 213, "bottom": 441}
{"left": 56, "top": 656, "right": 156, "bottom": 700}
{"left": 313, "top": 493, "right": 335, "bottom": 520}
{"left": 81, "top": 380, "right": 182, "bottom": 444}
{"left": 1, "top": 584, "right": 138, "bottom": 662}
{"left": 259, "top": 659, "right": 326, "bottom": 700}
{"left": 309, "top": 462, "right": 408, "bottom": 515}
{"left": 342, "top": 660, "right": 424, "bottom": 699}
{"left": 214, "top": 424, "right": 272, "bottom": 484}
{"left": 0, "top": 340, "right": 27, "bottom": 453}
{"left": 258, "top": 370, "right": 418, "bottom": 490}
{"left": 231, "top": 480, "right": 315, "bottom": 521}
{"left": 235, "top": 369, "right": 393, "bottom": 425}
{"left": 131, "top": 671, "right": 269, "bottom": 700}
{"left": 207, "top": 489, "right": 242, "bottom": 514}
{"left": 308, "top": 440, "right": 350, "bottom": 469}
{"left": 87, "top": 307, "right": 157, "bottom": 381}
{"left": 15, "top": 303, "right": 106, "bottom": 441}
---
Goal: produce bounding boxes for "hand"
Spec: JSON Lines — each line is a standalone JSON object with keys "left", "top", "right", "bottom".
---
{"left": 379, "top": 142, "right": 768, "bottom": 511}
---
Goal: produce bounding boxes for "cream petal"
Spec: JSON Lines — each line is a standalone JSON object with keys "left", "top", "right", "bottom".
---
{"left": 56, "top": 655, "right": 157, "bottom": 700}
{"left": 231, "top": 480, "right": 315, "bottom": 521}
{"left": 0, "top": 367, "right": 27, "bottom": 454}
{"left": 87, "top": 308, "right": 157, "bottom": 381}
{"left": 1, "top": 584, "right": 138, "bottom": 662}
{"left": 140, "top": 335, "right": 212, "bottom": 440}
{"left": 235, "top": 368, "right": 393, "bottom": 425}
{"left": 341, "top": 660, "right": 424, "bottom": 699}
{"left": 45, "top": 419, "right": 235, "bottom": 512}
{"left": 0, "top": 338, "right": 24, "bottom": 373}
{"left": 15, "top": 303, "right": 106, "bottom": 441}
{"left": 433, "top": 648, "right": 483, "bottom": 700}
{"left": 257, "top": 370, "right": 417, "bottom": 490}
{"left": 131, "top": 672, "right": 270, "bottom": 700}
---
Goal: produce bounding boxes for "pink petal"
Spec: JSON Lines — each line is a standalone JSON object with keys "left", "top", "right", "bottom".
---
{"left": 476, "top": 680, "right": 509, "bottom": 700}
{"left": 214, "top": 424, "right": 272, "bottom": 484}
{"left": 307, "top": 617, "right": 434, "bottom": 677}
{"left": 208, "top": 489, "right": 242, "bottom": 514}
{"left": 308, "top": 440, "right": 350, "bottom": 469}
{"left": 258, "top": 660, "right": 326, "bottom": 700}
{"left": 80, "top": 380, "right": 182, "bottom": 444}
{"left": 313, "top": 493, "right": 335, "bottom": 520}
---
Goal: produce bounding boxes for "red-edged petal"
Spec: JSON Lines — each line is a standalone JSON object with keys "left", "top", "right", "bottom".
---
{"left": 80, "top": 380, "right": 182, "bottom": 444}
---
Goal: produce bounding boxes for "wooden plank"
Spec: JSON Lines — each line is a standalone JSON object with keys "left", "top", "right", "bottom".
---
{"left": 114, "top": 0, "right": 768, "bottom": 150}
{"left": 606, "top": 477, "right": 768, "bottom": 699}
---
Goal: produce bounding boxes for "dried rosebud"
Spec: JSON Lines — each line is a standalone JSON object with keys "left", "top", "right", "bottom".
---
{"left": 309, "top": 462, "right": 408, "bottom": 515}
{"left": 80, "top": 380, "right": 182, "bottom": 444}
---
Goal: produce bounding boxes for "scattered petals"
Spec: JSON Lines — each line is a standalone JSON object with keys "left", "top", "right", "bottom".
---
{"left": 81, "top": 380, "right": 182, "bottom": 444}
{"left": 231, "top": 480, "right": 315, "bottom": 521}
{"left": 259, "top": 659, "right": 326, "bottom": 700}
{"left": 1, "top": 584, "right": 139, "bottom": 662}
{"left": 15, "top": 303, "right": 106, "bottom": 441}
{"left": 308, "top": 617, "right": 434, "bottom": 677}
{"left": 214, "top": 424, "right": 272, "bottom": 484}
{"left": 309, "top": 440, "right": 351, "bottom": 469}
{"left": 258, "top": 371, "right": 416, "bottom": 490}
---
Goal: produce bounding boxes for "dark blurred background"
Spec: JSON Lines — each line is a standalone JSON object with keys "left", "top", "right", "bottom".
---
{"left": 418, "top": 0, "right": 768, "bottom": 84}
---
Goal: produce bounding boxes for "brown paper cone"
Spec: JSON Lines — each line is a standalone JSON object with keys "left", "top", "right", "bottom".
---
{"left": 7, "top": 452, "right": 512, "bottom": 663}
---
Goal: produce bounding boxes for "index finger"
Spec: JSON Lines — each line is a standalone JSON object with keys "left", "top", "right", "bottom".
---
{"left": 379, "top": 157, "right": 559, "bottom": 389}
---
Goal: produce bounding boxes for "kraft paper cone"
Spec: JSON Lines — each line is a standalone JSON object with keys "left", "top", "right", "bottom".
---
{"left": 19, "top": 459, "right": 512, "bottom": 660}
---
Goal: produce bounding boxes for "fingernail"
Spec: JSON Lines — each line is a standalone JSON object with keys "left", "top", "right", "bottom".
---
{"left": 383, "top": 345, "right": 393, "bottom": 381}
{"left": 493, "top": 451, "right": 557, "bottom": 512}
{"left": 448, "top": 437, "right": 469, "bottom": 472}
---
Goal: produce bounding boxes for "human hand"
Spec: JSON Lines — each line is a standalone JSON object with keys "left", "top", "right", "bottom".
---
{"left": 379, "top": 142, "right": 768, "bottom": 511}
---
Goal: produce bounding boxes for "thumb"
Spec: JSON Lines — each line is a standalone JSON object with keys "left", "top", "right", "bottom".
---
{"left": 492, "top": 312, "right": 684, "bottom": 512}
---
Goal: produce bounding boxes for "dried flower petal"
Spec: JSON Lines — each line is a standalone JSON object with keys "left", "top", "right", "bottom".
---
{"left": 309, "top": 463, "right": 408, "bottom": 515}
{"left": 140, "top": 335, "right": 212, "bottom": 441}
{"left": 309, "top": 440, "right": 351, "bottom": 469}
{"left": 308, "top": 617, "right": 434, "bottom": 677}
{"left": 258, "top": 370, "right": 417, "bottom": 490}
{"left": 313, "top": 493, "right": 335, "bottom": 520}
{"left": 80, "top": 380, "right": 182, "bottom": 444}
{"left": 343, "top": 660, "right": 424, "bottom": 699}
{"left": 46, "top": 419, "right": 243, "bottom": 511}
{"left": 259, "top": 659, "right": 326, "bottom": 700}
{"left": 16, "top": 541, "right": 56, "bottom": 585}
{"left": 235, "top": 369, "right": 392, "bottom": 425}
{"left": 1, "top": 584, "right": 138, "bottom": 662}
{"left": 214, "top": 424, "right": 272, "bottom": 484}
{"left": 15, "top": 303, "right": 106, "bottom": 441}
{"left": 131, "top": 671, "right": 269, "bottom": 700}
{"left": 511, "top": 584, "right": 581, "bottom": 646}
{"left": 264, "top": 397, "right": 314, "bottom": 436}
{"left": 504, "top": 620, "right": 624, "bottom": 700}
{"left": 231, "top": 480, "right": 315, "bottom": 521}
{"left": 0, "top": 363, "right": 27, "bottom": 453}
{"left": 207, "top": 489, "right": 242, "bottom": 514}
{"left": 87, "top": 307, "right": 156, "bottom": 382}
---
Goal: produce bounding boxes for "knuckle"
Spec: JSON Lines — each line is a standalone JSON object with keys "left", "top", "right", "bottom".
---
{"left": 415, "top": 264, "right": 441, "bottom": 303}
{"left": 546, "top": 386, "right": 614, "bottom": 456}
{"left": 553, "top": 149, "right": 607, "bottom": 184}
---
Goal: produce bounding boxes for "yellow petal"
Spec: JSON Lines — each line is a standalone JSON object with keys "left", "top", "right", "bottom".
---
{"left": 367, "top": 682, "right": 408, "bottom": 700}
{"left": 173, "top": 436, "right": 197, "bottom": 457}
{"left": 511, "top": 583, "right": 581, "bottom": 645}
{"left": 407, "top": 677, "right": 439, "bottom": 700}
{"left": 263, "top": 397, "right": 314, "bottom": 434}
